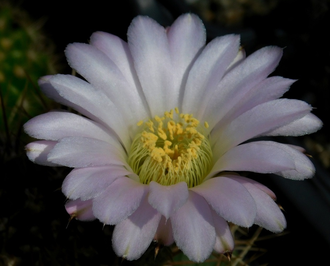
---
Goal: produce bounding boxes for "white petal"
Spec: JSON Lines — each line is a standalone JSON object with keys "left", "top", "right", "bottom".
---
{"left": 274, "top": 143, "right": 315, "bottom": 180}
{"left": 39, "top": 74, "right": 131, "bottom": 150}
{"left": 236, "top": 76, "right": 295, "bottom": 113}
{"left": 286, "top": 144, "right": 306, "bottom": 153}
{"left": 182, "top": 35, "right": 240, "bottom": 115}
{"left": 127, "top": 15, "right": 173, "bottom": 115}
{"left": 226, "top": 47, "right": 246, "bottom": 71}
{"left": 25, "top": 140, "right": 58, "bottom": 166}
{"left": 203, "top": 46, "right": 283, "bottom": 129}
{"left": 208, "top": 141, "right": 295, "bottom": 178}
{"left": 154, "top": 216, "right": 174, "bottom": 246}
{"left": 112, "top": 196, "right": 162, "bottom": 260}
{"left": 93, "top": 177, "right": 147, "bottom": 225}
{"left": 47, "top": 137, "right": 127, "bottom": 168}
{"left": 171, "top": 191, "right": 215, "bottom": 262}
{"left": 90, "top": 31, "right": 140, "bottom": 90}
{"left": 65, "top": 199, "right": 95, "bottom": 221}
{"left": 266, "top": 113, "right": 323, "bottom": 136}
{"left": 65, "top": 43, "right": 148, "bottom": 131}
{"left": 24, "top": 111, "right": 119, "bottom": 145}
{"left": 167, "top": 13, "right": 206, "bottom": 106}
{"left": 212, "top": 99, "right": 312, "bottom": 158}
{"left": 148, "top": 181, "right": 189, "bottom": 219}
{"left": 212, "top": 210, "right": 234, "bottom": 253}
{"left": 213, "top": 76, "right": 295, "bottom": 130}
{"left": 62, "top": 165, "right": 132, "bottom": 200}
{"left": 231, "top": 176, "right": 286, "bottom": 232}
{"left": 227, "top": 175, "right": 277, "bottom": 200}
{"left": 191, "top": 177, "right": 256, "bottom": 227}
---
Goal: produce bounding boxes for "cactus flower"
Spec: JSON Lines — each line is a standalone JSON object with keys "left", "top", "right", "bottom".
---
{"left": 24, "top": 14, "right": 322, "bottom": 262}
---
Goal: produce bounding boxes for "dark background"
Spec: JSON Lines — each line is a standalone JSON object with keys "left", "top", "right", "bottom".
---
{"left": 1, "top": 0, "right": 330, "bottom": 265}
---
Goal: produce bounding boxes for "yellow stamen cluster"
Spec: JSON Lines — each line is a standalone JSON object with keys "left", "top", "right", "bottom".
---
{"left": 128, "top": 108, "right": 213, "bottom": 187}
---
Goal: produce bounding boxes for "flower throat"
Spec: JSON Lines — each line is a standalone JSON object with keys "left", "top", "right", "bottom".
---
{"left": 128, "top": 108, "right": 213, "bottom": 188}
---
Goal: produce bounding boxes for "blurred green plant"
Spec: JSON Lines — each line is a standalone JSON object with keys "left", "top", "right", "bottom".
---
{"left": 0, "top": 2, "right": 59, "bottom": 159}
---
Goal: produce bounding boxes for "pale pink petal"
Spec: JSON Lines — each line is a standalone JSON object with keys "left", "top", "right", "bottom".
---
{"left": 220, "top": 141, "right": 315, "bottom": 180}
{"left": 127, "top": 15, "right": 173, "bottom": 116}
{"left": 203, "top": 46, "right": 283, "bottom": 129}
{"left": 266, "top": 113, "right": 323, "bottom": 136}
{"left": 24, "top": 111, "right": 119, "bottom": 145}
{"left": 226, "top": 47, "right": 246, "bottom": 71}
{"left": 90, "top": 31, "right": 139, "bottom": 90}
{"left": 39, "top": 75, "right": 118, "bottom": 128}
{"left": 38, "top": 75, "right": 67, "bottom": 103}
{"left": 212, "top": 99, "right": 312, "bottom": 157}
{"left": 274, "top": 143, "right": 315, "bottom": 180}
{"left": 167, "top": 13, "right": 206, "bottom": 106}
{"left": 208, "top": 141, "right": 295, "bottom": 179}
{"left": 286, "top": 144, "right": 306, "bottom": 153}
{"left": 171, "top": 191, "right": 215, "bottom": 262}
{"left": 148, "top": 181, "right": 189, "bottom": 219}
{"left": 65, "top": 43, "right": 148, "bottom": 130}
{"left": 191, "top": 177, "right": 256, "bottom": 227}
{"left": 93, "top": 177, "right": 147, "bottom": 225}
{"left": 25, "top": 140, "right": 58, "bottom": 166}
{"left": 231, "top": 176, "right": 286, "bottom": 232}
{"left": 154, "top": 216, "right": 174, "bottom": 246}
{"left": 234, "top": 76, "right": 295, "bottom": 114}
{"left": 212, "top": 210, "right": 234, "bottom": 253}
{"left": 227, "top": 175, "right": 276, "bottom": 200}
{"left": 112, "top": 196, "right": 162, "bottom": 260}
{"left": 47, "top": 137, "right": 127, "bottom": 168}
{"left": 212, "top": 76, "right": 295, "bottom": 131}
{"left": 182, "top": 35, "right": 240, "bottom": 115}
{"left": 62, "top": 165, "right": 132, "bottom": 200}
{"left": 65, "top": 199, "right": 95, "bottom": 221}
{"left": 39, "top": 74, "right": 131, "bottom": 149}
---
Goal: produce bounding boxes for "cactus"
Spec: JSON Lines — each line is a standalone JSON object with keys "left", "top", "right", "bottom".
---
{"left": 0, "top": 2, "right": 59, "bottom": 157}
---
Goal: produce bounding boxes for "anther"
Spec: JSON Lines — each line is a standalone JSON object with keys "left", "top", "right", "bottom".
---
{"left": 128, "top": 108, "right": 213, "bottom": 187}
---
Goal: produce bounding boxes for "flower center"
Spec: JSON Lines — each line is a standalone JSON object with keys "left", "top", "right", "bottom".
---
{"left": 128, "top": 108, "right": 213, "bottom": 187}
